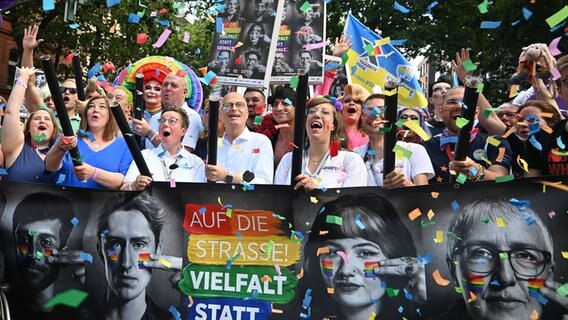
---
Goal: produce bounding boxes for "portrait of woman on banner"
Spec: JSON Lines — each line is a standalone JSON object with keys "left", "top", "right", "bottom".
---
{"left": 298, "top": 193, "right": 427, "bottom": 320}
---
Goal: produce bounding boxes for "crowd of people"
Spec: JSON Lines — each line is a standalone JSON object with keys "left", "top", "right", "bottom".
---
{"left": 0, "top": 25, "right": 567, "bottom": 194}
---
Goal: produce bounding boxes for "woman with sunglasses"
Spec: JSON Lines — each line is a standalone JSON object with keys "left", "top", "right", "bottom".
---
{"left": 339, "top": 84, "right": 370, "bottom": 150}
{"left": 274, "top": 96, "right": 367, "bottom": 191}
{"left": 130, "top": 76, "right": 163, "bottom": 146}
{"left": 2, "top": 67, "right": 62, "bottom": 184}
{"left": 355, "top": 96, "right": 434, "bottom": 189}
{"left": 396, "top": 107, "right": 432, "bottom": 144}
{"left": 46, "top": 96, "right": 133, "bottom": 189}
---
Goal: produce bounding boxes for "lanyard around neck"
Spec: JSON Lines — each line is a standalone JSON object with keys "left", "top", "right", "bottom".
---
{"left": 303, "top": 149, "right": 330, "bottom": 178}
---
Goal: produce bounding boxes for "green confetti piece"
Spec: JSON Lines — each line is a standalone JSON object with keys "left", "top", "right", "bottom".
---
{"left": 364, "top": 43, "right": 374, "bottom": 55}
{"left": 379, "top": 124, "right": 392, "bottom": 133}
{"left": 455, "top": 117, "right": 470, "bottom": 129}
{"left": 340, "top": 52, "right": 349, "bottom": 67}
{"left": 462, "top": 59, "right": 477, "bottom": 72}
{"left": 455, "top": 172, "right": 468, "bottom": 184}
{"left": 28, "top": 230, "right": 37, "bottom": 236}
{"left": 326, "top": 215, "right": 343, "bottom": 225}
{"left": 477, "top": 0, "right": 488, "bottom": 14}
{"left": 421, "top": 220, "right": 436, "bottom": 228}
{"left": 299, "top": 1, "right": 311, "bottom": 12}
{"left": 495, "top": 174, "right": 515, "bottom": 183}
{"left": 44, "top": 289, "right": 88, "bottom": 309}
{"left": 172, "top": 1, "right": 181, "bottom": 9}
{"left": 482, "top": 107, "right": 499, "bottom": 119}
{"left": 33, "top": 133, "right": 47, "bottom": 142}
{"left": 455, "top": 286, "right": 465, "bottom": 293}
{"left": 395, "top": 118, "right": 406, "bottom": 128}
{"left": 226, "top": 208, "right": 232, "bottom": 218}
{"left": 265, "top": 240, "right": 275, "bottom": 258}
{"left": 481, "top": 217, "right": 490, "bottom": 224}
{"left": 556, "top": 283, "right": 568, "bottom": 297}
{"left": 476, "top": 83, "right": 485, "bottom": 93}
{"left": 36, "top": 251, "right": 44, "bottom": 259}
{"left": 499, "top": 252, "right": 508, "bottom": 260}
{"left": 254, "top": 115, "right": 263, "bottom": 125}
{"left": 393, "top": 144, "right": 413, "bottom": 158}
{"left": 386, "top": 287, "right": 400, "bottom": 297}
{"left": 289, "top": 75, "right": 299, "bottom": 89}
{"left": 546, "top": 5, "right": 568, "bottom": 28}
{"left": 447, "top": 231, "right": 462, "bottom": 240}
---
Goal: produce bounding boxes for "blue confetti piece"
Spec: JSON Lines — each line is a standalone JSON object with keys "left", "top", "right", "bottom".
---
{"left": 156, "top": 19, "right": 170, "bottom": 27}
{"left": 43, "top": 0, "right": 55, "bottom": 11}
{"left": 0, "top": 168, "right": 7, "bottom": 176}
{"left": 144, "top": 110, "right": 151, "bottom": 119}
{"left": 393, "top": 1, "right": 410, "bottom": 13}
{"left": 511, "top": 20, "right": 520, "bottom": 26}
{"left": 451, "top": 200, "right": 460, "bottom": 211}
{"left": 550, "top": 21, "right": 566, "bottom": 32}
{"left": 398, "top": 305, "right": 404, "bottom": 313}
{"left": 225, "top": 259, "right": 233, "bottom": 269}
{"left": 404, "top": 287, "right": 413, "bottom": 301}
{"left": 79, "top": 252, "right": 93, "bottom": 263}
{"left": 198, "top": 207, "right": 207, "bottom": 215}
{"left": 418, "top": 252, "right": 433, "bottom": 265}
{"left": 71, "top": 217, "right": 79, "bottom": 226}
{"left": 235, "top": 232, "right": 242, "bottom": 237}
{"left": 168, "top": 306, "right": 181, "bottom": 320}
{"left": 69, "top": 23, "right": 80, "bottom": 29}
{"left": 319, "top": 206, "right": 326, "bottom": 214}
{"left": 321, "top": 186, "right": 328, "bottom": 192}
{"left": 56, "top": 174, "right": 66, "bottom": 184}
{"left": 324, "top": 61, "right": 340, "bottom": 71}
{"left": 355, "top": 213, "right": 365, "bottom": 230}
{"left": 453, "top": 71, "right": 459, "bottom": 87}
{"left": 323, "top": 0, "right": 332, "bottom": 3}
{"left": 79, "top": 129, "right": 96, "bottom": 142}
{"left": 106, "top": 0, "right": 120, "bottom": 7}
{"left": 216, "top": 17, "right": 223, "bottom": 33}
{"left": 509, "top": 198, "right": 531, "bottom": 209}
{"left": 557, "top": 136, "right": 566, "bottom": 150}
{"left": 96, "top": 74, "right": 106, "bottom": 82}
{"left": 523, "top": 211, "right": 536, "bottom": 226}
{"left": 195, "top": 48, "right": 202, "bottom": 55}
{"left": 529, "top": 289, "right": 549, "bottom": 305}
{"left": 480, "top": 20, "right": 502, "bottom": 29}
{"left": 427, "top": 1, "right": 439, "bottom": 15}
{"left": 245, "top": 289, "right": 259, "bottom": 300}
{"left": 522, "top": 7, "right": 533, "bottom": 20}
{"left": 302, "top": 288, "right": 312, "bottom": 308}
{"left": 291, "top": 230, "right": 305, "bottom": 241}
{"left": 367, "top": 149, "right": 377, "bottom": 156}
{"left": 529, "top": 135, "right": 542, "bottom": 151}
{"left": 528, "top": 122, "right": 541, "bottom": 135}
{"left": 284, "top": 98, "right": 293, "bottom": 105}
{"left": 390, "top": 39, "right": 407, "bottom": 46}
{"left": 215, "top": 3, "right": 226, "bottom": 11}
{"left": 490, "top": 279, "right": 500, "bottom": 286}
{"left": 128, "top": 13, "right": 141, "bottom": 24}
{"left": 0, "top": 102, "right": 6, "bottom": 109}
{"left": 440, "top": 136, "right": 458, "bottom": 146}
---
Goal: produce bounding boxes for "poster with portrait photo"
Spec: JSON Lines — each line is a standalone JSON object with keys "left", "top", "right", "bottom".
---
{"left": 209, "top": 0, "right": 284, "bottom": 88}
{"left": 270, "top": 0, "right": 325, "bottom": 85}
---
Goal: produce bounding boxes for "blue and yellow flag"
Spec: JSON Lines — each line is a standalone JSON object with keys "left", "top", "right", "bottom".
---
{"left": 343, "top": 13, "right": 427, "bottom": 108}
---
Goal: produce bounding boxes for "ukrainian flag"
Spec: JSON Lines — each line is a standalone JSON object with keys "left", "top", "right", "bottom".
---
{"left": 344, "top": 13, "right": 428, "bottom": 108}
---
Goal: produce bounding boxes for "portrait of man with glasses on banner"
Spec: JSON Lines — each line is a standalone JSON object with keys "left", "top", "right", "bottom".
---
{"left": 433, "top": 197, "right": 568, "bottom": 320}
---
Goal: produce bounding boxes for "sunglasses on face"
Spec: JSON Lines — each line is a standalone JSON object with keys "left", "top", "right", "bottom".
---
{"left": 400, "top": 114, "right": 419, "bottom": 121}
{"left": 343, "top": 98, "right": 362, "bottom": 105}
{"left": 60, "top": 87, "right": 78, "bottom": 94}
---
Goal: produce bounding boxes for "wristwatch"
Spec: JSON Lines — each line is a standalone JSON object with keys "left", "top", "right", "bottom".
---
{"left": 224, "top": 173, "right": 234, "bottom": 184}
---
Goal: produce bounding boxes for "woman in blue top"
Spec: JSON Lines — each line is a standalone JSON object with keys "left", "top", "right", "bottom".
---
{"left": 2, "top": 67, "right": 61, "bottom": 184}
{"left": 46, "top": 95, "right": 133, "bottom": 189}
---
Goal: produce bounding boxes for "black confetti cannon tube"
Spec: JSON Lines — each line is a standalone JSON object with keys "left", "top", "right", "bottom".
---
{"left": 40, "top": 55, "right": 83, "bottom": 166}
{"left": 383, "top": 80, "right": 399, "bottom": 180}
{"left": 290, "top": 74, "right": 309, "bottom": 186}
{"left": 207, "top": 99, "right": 220, "bottom": 166}
{"left": 110, "top": 103, "right": 151, "bottom": 177}
{"left": 72, "top": 53, "right": 86, "bottom": 101}
{"left": 453, "top": 77, "right": 482, "bottom": 161}
{"left": 134, "top": 73, "right": 144, "bottom": 147}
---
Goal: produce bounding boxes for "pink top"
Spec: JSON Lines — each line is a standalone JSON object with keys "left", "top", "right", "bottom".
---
{"left": 346, "top": 129, "right": 369, "bottom": 150}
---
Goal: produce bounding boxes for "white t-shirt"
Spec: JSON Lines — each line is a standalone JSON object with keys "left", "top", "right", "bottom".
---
{"left": 146, "top": 102, "right": 203, "bottom": 150}
{"left": 124, "top": 145, "right": 206, "bottom": 183}
{"left": 354, "top": 141, "right": 435, "bottom": 186}
{"left": 274, "top": 150, "right": 367, "bottom": 188}
{"left": 217, "top": 128, "right": 274, "bottom": 184}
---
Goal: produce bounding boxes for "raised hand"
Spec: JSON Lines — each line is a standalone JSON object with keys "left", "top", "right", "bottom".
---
{"left": 332, "top": 34, "right": 352, "bottom": 57}
{"left": 22, "top": 25, "right": 44, "bottom": 52}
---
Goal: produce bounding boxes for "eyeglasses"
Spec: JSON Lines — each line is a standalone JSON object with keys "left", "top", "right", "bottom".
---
{"left": 144, "top": 85, "right": 161, "bottom": 91}
{"left": 400, "top": 114, "right": 419, "bottom": 121}
{"left": 343, "top": 98, "right": 362, "bottom": 105}
{"left": 158, "top": 118, "right": 180, "bottom": 126}
{"left": 60, "top": 87, "right": 78, "bottom": 94}
{"left": 306, "top": 107, "right": 332, "bottom": 117}
{"left": 453, "top": 245, "right": 551, "bottom": 279}
{"left": 496, "top": 112, "right": 517, "bottom": 118}
{"left": 221, "top": 102, "right": 247, "bottom": 112}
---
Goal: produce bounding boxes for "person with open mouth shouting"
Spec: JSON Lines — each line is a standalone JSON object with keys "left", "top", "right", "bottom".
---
{"left": 339, "top": 84, "right": 370, "bottom": 150}
{"left": 274, "top": 95, "right": 367, "bottom": 191}
{"left": 46, "top": 96, "right": 133, "bottom": 189}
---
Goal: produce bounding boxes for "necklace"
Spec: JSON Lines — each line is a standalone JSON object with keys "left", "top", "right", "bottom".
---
{"left": 91, "top": 143, "right": 100, "bottom": 150}
{"left": 309, "top": 155, "right": 325, "bottom": 165}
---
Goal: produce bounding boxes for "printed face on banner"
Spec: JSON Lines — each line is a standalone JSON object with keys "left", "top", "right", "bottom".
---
{"left": 102, "top": 209, "right": 159, "bottom": 302}
{"left": 319, "top": 237, "right": 387, "bottom": 309}
{"left": 15, "top": 219, "right": 62, "bottom": 291}
{"left": 452, "top": 218, "right": 553, "bottom": 320}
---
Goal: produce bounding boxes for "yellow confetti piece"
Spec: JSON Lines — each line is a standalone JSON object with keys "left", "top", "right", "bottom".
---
{"left": 434, "top": 230, "right": 444, "bottom": 243}
{"left": 218, "top": 137, "right": 224, "bottom": 147}
{"left": 327, "top": 287, "right": 334, "bottom": 294}
{"left": 404, "top": 119, "right": 431, "bottom": 141}
{"left": 536, "top": 180, "right": 568, "bottom": 192}
{"left": 496, "top": 147, "right": 506, "bottom": 163}
{"left": 272, "top": 308, "right": 283, "bottom": 314}
{"left": 317, "top": 246, "right": 330, "bottom": 256}
{"left": 432, "top": 269, "right": 450, "bottom": 286}
{"left": 486, "top": 136, "right": 501, "bottom": 147}
{"left": 375, "top": 37, "right": 391, "bottom": 46}
{"left": 368, "top": 312, "right": 377, "bottom": 320}
{"left": 383, "top": 89, "right": 397, "bottom": 96}
{"left": 407, "top": 208, "right": 422, "bottom": 221}
{"left": 562, "top": 251, "right": 568, "bottom": 259}
{"left": 158, "top": 258, "right": 172, "bottom": 268}
{"left": 427, "top": 209, "right": 435, "bottom": 220}
{"left": 234, "top": 41, "right": 243, "bottom": 49}
{"left": 207, "top": 14, "right": 215, "bottom": 23}
{"left": 509, "top": 84, "right": 519, "bottom": 98}
{"left": 496, "top": 217, "right": 506, "bottom": 228}
{"left": 431, "top": 192, "right": 439, "bottom": 199}
{"left": 502, "top": 126, "right": 516, "bottom": 138}
{"left": 310, "top": 196, "right": 319, "bottom": 204}
{"left": 468, "top": 291, "right": 477, "bottom": 303}
{"left": 319, "top": 230, "right": 329, "bottom": 235}
{"left": 540, "top": 112, "right": 554, "bottom": 118}
{"left": 517, "top": 156, "right": 530, "bottom": 173}
{"left": 541, "top": 124, "right": 553, "bottom": 134}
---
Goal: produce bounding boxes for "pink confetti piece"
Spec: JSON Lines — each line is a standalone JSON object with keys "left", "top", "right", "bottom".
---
{"left": 337, "top": 250, "right": 349, "bottom": 264}
{"left": 274, "top": 264, "right": 281, "bottom": 276}
{"left": 551, "top": 67, "right": 561, "bottom": 80}
{"left": 150, "top": 10, "right": 157, "bottom": 17}
{"left": 323, "top": 54, "right": 342, "bottom": 62}
{"left": 169, "top": 178, "right": 176, "bottom": 188}
{"left": 304, "top": 41, "right": 327, "bottom": 51}
{"left": 183, "top": 31, "right": 190, "bottom": 43}
{"left": 548, "top": 211, "right": 556, "bottom": 219}
{"left": 153, "top": 28, "right": 172, "bottom": 48}
{"left": 337, "top": 171, "right": 348, "bottom": 183}
{"left": 549, "top": 36, "right": 562, "bottom": 56}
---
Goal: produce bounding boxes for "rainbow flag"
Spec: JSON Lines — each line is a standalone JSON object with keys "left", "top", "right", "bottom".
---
{"left": 364, "top": 261, "right": 379, "bottom": 278}
{"left": 108, "top": 249, "right": 120, "bottom": 269}
{"left": 44, "top": 248, "right": 53, "bottom": 256}
{"left": 138, "top": 252, "right": 151, "bottom": 269}
{"left": 343, "top": 14, "right": 427, "bottom": 108}
{"left": 463, "top": 275, "right": 484, "bottom": 296}
{"left": 528, "top": 278, "right": 545, "bottom": 290}
{"left": 322, "top": 260, "right": 334, "bottom": 277}
{"left": 17, "top": 243, "right": 28, "bottom": 262}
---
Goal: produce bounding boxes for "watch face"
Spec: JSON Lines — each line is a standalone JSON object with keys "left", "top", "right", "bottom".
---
{"left": 243, "top": 170, "right": 255, "bottom": 183}
{"left": 225, "top": 174, "right": 233, "bottom": 184}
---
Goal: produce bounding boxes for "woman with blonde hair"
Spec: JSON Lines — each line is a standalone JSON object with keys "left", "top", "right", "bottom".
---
{"left": 340, "top": 84, "right": 370, "bottom": 150}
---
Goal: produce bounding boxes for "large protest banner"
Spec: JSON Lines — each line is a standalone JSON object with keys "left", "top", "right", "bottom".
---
{"left": 1, "top": 177, "right": 568, "bottom": 319}
{"left": 344, "top": 13, "right": 428, "bottom": 108}
{"left": 270, "top": 0, "right": 325, "bottom": 85}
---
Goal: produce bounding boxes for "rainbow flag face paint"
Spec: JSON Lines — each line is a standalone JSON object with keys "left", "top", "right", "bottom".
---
{"left": 138, "top": 252, "right": 151, "bottom": 269}
{"left": 463, "top": 275, "right": 485, "bottom": 296}
{"left": 16, "top": 243, "right": 29, "bottom": 262}
{"left": 107, "top": 247, "right": 120, "bottom": 269}
{"left": 322, "top": 259, "right": 334, "bottom": 277}
{"left": 528, "top": 278, "right": 545, "bottom": 290}
{"left": 364, "top": 261, "right": 379, "bottom": 278}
